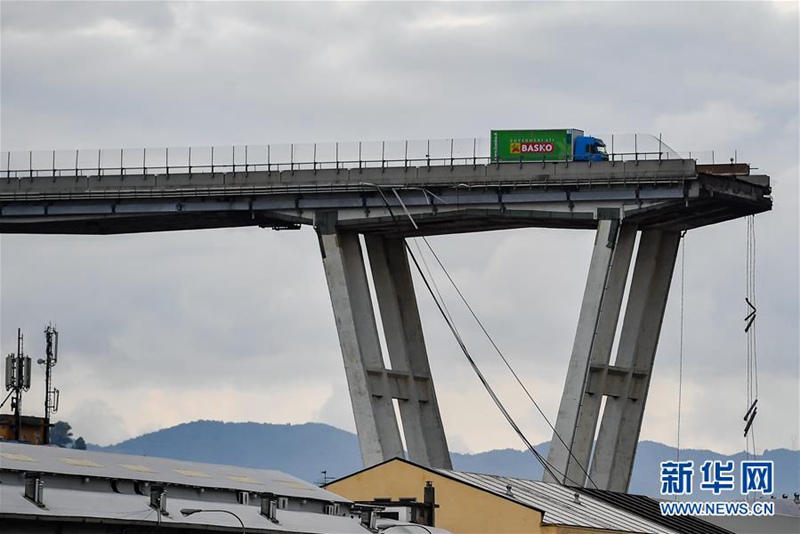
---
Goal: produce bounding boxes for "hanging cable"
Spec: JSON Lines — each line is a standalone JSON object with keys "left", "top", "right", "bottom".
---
{"left": 404, "top": 241, "right": 580, "bottom": 485}
{"left": 366, "top": 182, "right": 590, "bottom": 486}
{"left": 410, "top": 234, "right": 457, "bottom": 330}
{"left": 676, "top": 231, "right": 686, "bottom": 465}
{"left": 744, "top": 215, "right": 759, "bottom": 460}
{"left": 417, "top": 235, "right": 598, "bottom": 489}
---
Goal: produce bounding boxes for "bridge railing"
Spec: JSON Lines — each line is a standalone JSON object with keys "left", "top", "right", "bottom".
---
{"left": 1, "top": 134, "right": 686, "bottom": 180}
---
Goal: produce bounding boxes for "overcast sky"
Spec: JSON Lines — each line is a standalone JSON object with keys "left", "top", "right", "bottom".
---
{"left": 1, "top": 1, "right": 797, "bottom": 461}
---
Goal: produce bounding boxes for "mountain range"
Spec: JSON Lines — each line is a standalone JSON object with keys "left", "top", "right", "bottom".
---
{"left": 87, "top": 420, "right": 799, "bottom": 499}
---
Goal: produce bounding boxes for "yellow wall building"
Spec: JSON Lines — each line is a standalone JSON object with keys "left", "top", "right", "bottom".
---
{"left": 327, "top": 458, "right": 729, "bottom": 534}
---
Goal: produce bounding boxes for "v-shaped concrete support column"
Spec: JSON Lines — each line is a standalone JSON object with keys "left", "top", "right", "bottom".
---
{"left": 544, "top": 216, "right": 635, "bottom": 485}
{"left": 365, "top": 235, "right": 452, "bottom": 469}
{"left": 589, "top": 230, "right": 680, "bottom": 492}
{"left": 546, "top": 220, "right": 680, "bottom": 491}
{"left": 317, "top": 213, "right": 451, "bottom": 469}
{"left": 317, "top": 217, "right": 404, "bottom": 467}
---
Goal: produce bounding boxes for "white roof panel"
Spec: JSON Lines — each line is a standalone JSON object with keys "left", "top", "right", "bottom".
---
{"left": 1, "top": 485, "right": 370, "bottom": 533}
{"left": 0, "top": 441, "right": 349, "bottom": 503}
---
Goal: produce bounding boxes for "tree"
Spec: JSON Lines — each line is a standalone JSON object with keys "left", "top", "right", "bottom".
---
{"left": 50, "top": 421, "right": 74, "bottom": 447}
{"left": 73, "top": 437, "right": 87, "bottom": 450}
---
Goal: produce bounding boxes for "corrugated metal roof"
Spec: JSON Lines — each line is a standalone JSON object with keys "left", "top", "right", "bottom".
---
{"left": 703, "top": 512, "right": 800, "bottom": 534}
{"left": 576, "top": 487, "right": 736, "bottom": 534}
{"left": 435, "top": 468, "right": 679, "bottom": 534}
{"left": 0, "top": 441, "right": 348, "bottom": 503}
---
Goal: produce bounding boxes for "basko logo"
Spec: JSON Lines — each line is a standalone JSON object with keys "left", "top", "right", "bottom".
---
{"left": 510, "top": 142, "right": 554, "bottom": 154}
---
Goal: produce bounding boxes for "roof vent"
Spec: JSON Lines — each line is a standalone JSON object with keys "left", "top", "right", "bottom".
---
{"left": 352, "top": 504, "right": 383, "bottom": 531}
{"left": 505, "top": 484, "right": 513, "bottom": 496}
{"left": 24, "top": 473, "right": 45, "bottom": 508}
{"left": 260, "top": 492, "right": 279, "bottom": 523}
{"left": 149, "top": 485, "right": 168, "bottom": 515}
{"left": 369, "top": 510, "right": 378, "bottom": 530}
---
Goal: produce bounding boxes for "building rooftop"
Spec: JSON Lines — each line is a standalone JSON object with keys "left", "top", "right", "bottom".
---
{"left": 1, "top": 441, "right": 369, "bottom": 533}
{"left": 0, "top": 440, "right": 348, "bottom": 502}
{"left": 437, "top": 467, "right": 687, "bottom": 534}
{"left": 575, "top": 485, "right": 735, "bottom": 534}
{"left": 328, "top": 457, "right": 734, "bottom": 533}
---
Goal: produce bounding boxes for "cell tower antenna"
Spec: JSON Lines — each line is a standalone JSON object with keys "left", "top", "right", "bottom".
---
{"left": 37, "top": 324, "right": 59, "bottom": 444}
{"left": 5, "top": 328, "right": 32, "bottom": 441}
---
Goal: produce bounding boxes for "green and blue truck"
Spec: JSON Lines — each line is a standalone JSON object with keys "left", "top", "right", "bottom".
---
{"left": 491, "top": 129, "right": 608, "bottom": 162}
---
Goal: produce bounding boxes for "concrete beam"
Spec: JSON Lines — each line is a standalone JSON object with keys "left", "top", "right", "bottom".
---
{"left": 589, "top": 230, "right": 680, "bottom": 492}
{"left": 317, "top": 217, "right": 404, "bottom": 467}
{"left": 365, "top": 235, "right": 452, "bottom": 469}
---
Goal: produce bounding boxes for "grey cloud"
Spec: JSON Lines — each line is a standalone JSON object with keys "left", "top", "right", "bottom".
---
{"left": 68, "top": 397, "right": 129, "bottom": 445}
{"left": 0, "top": 1, "right": 176, "bottom": 34}
{"left": 1, "top": 228, "right": 344, "bottom": 391}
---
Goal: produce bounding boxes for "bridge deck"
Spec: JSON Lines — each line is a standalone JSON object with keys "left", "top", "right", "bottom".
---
{"left": 0, "top": 160, "right": 771, "bottom": 235}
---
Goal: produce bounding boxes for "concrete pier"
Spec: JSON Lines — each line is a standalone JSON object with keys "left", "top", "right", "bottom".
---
{"left": 366, "top": 235, "right": 452, "bottom": 469}
{"left": 544, "top": 216, "right": 637, "bottom": 485}
{"left": 545, "top": 225, "right": 679, "bottom": 491}
{"left": 589, "top": 230, "right": 680, "bottom": 491}
{"left": 317, "top": 213, "right": 451, "bottom": 469}
{"left": 318, "top": 218, "right": 404, "bottom": 467}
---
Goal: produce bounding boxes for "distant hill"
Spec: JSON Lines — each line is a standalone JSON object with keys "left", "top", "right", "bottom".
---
{"left": 89, "top": 420, "right": 363, "bottom": 485}
{"left": 88, "top": 420, "right": 799, "bottom": 498}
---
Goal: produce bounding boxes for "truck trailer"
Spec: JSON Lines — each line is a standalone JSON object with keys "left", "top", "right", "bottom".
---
{"left": 491, "top": 129, "right": 608, "bottom": 162}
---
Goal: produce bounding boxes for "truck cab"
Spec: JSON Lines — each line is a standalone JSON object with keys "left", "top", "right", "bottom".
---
{"left": 574, "top": 135, "right": 608, "bottom": 162}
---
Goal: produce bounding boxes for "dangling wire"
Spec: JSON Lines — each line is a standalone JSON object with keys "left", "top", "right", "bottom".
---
{"left": 676, "top": 231, "right": 686, "bottom": 466}
{"left": 366, "top": 183, "right": 593, "bottom": 486}
{"left": 410, "top": 237, "right": 456, "bottom": 329}
{"left": 404, "top": 242, "right": 570, "bottom": 484}
{"left": 744, "top": 215, "right": 759, "bottom": 461}
{"left": 417, "top": 234, "right": 598, "bottom": 489}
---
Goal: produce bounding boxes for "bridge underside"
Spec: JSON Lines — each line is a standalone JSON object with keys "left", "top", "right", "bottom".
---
{"left": 0, "top": 159, "right": 772, "bottom": 491}
{"left": 0, "top": 212, "right": 307, "bottom": 235}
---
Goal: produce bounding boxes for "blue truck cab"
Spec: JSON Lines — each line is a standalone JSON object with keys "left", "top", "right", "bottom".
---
{"left": 573, "top": 135, "right": 608, "bottom": 162}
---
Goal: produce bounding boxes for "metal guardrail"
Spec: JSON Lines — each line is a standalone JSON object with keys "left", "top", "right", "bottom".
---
{"left": 0, "top": 134, "right": 703, "bottom": 180}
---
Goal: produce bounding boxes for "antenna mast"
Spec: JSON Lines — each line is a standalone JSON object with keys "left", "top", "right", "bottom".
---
{"left": 40, "top": 325, "right": 59, "bottom": 443}
{"left": 5, "top": 328, "right": 32, "bottom": 441}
